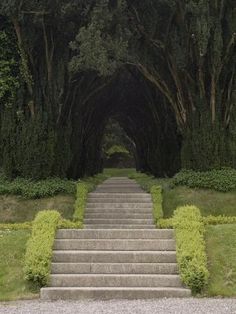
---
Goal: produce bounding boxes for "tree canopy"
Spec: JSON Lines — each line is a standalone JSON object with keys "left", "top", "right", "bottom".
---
{"left": 0, "top": 0, "right": 235, "bottom": 179}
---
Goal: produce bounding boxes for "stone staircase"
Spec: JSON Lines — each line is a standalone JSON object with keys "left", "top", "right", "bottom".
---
{"left": 41, "top": 177, "right": 191, "bottom": 300}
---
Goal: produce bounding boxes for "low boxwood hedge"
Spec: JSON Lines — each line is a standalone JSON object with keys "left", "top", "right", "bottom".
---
{"left": 150, "top": 185, "right": 163, "bottom": 224}
{"left": 172, "top": 168, "right": 236, "bottom": 192}
{"left": 0, "top": 222, "right": 32, "bottom": 230}
{"left": 24, "top": 210, "right": 61, "bottom": 286}
{"left": 172, "top": 205, "right": 209, "bottom": 294}
{"left": 73, "top": 182, "right": 93, "bottom": 222}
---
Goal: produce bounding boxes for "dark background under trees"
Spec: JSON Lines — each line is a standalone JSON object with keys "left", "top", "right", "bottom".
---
{"left": 0, "top": 0, "right": 235, "bottom": 179}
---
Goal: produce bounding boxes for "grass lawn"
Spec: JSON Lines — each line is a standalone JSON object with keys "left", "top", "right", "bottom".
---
{"left": 205, "top": 224, "right": 236, "bottom": 297}
{"left": 0, "top": 230, "right": 39, "bottom": 301}
{"left": 162, "top": 186, "right": 236, "bottom": 218}
{"left": 0, "top": 194, "right": 75, "bottom": 223}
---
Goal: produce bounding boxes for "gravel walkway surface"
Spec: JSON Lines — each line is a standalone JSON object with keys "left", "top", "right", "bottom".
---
{"left": 0, "top": 298, "right": 236, "bottom": 314}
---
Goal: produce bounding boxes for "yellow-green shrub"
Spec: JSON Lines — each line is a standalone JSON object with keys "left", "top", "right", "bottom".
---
{"left": 24, "top": 210, "right": 61, "bottom": 286}
{"left": 172, "top": 206, "right": 209, "bottom": 294}
{"left": 151, "top": 185, "right": 163, "bottom": 224}
{"left": 73, "top": 183, "right": 92, "bottom": 222}
{"left": 58, "top": 218, "right": 82, "bottom": 229}
{"left": 203, "top": 215, "right": 236, "bottom": 225}
{"left": 159, "top": 218, "right": 173, "bottom": 229}
{"left": 0, "top": 222, "right": 32, "bottom": 230}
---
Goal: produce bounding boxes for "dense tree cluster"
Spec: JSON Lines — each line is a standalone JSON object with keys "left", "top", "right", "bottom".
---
{"left": 0, "top": 0, "right": 235, "bottom": 179}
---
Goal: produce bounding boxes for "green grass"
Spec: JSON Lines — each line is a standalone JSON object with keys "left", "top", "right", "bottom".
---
{"left": 0, "top": 230, "right": 39, "bottom": 301}
{"left": 162, "top": 186, "right": 236, "bottom": 218}
{"left": 103, "top": 168, "right": 136, "bottom": 177}
{"left": 205, "top": 224, "right": 236, "bottom": 296}
{"left": 0, "top": 194, "right": 75, "bottom": 223}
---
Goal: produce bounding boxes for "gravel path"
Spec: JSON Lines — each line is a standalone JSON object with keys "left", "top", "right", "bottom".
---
{"left": 0, "top": 298, "right": 236, "bottom": 314}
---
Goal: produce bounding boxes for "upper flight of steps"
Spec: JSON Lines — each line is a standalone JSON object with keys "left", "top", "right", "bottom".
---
{"left": 40, "top": 177, "right": 191, "bottom": 300}
{"left": 85, "top": 177, "right": 156, "bottom": 229}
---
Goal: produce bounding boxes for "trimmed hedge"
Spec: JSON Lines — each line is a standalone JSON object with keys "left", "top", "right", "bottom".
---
{"left": 150, "top": 185, "right": 163, "bottom": 224}
{"left": 0, "top": 222, "right": 32, "bottom": 230}
{"left": 160, "top": 215, "right": 236, "bottom": 228}
{"left": 59, "top": 218, "right": 82, "bottom": 229}
{"left": 73, "top": 182, "right": 92, "bottom": 222}
{"left": 203, "top": 215, "right": 236, "bottom": 225}
{"left": 0, "top": 176, "right": 76, "bottom": 199}
{"left": 24, "top": 210, "right": 61, "bottom": 286}
{"left": 159, "top": 218, "right": 173, "bottom": 229}
{"left": 172, "top": 206, "right": 209, "bottom": 294}
{"left": 73, "top": 174, "right": 109, "bottom": 222}
{"left": 172, "top": 168, "right": 236, "bottom": 192}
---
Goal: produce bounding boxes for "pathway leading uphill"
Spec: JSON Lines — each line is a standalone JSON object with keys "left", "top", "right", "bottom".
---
{"left": 41, "top": 177, "right": 191, "bottom": 300}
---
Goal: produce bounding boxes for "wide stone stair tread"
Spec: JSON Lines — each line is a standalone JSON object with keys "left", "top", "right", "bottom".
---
{"left": 49, "top": 274, "right": 183, "bottom": 287}
{"left": 84, "top": 224, "right": 156, "bottom": 229}
{"left": 51, "top": 262, "right": 179, "bottom": 274}
{"left": 56, "top": 229, "right": 174, "bottom": 239}
{"left": 53, "top": 239, "right": 176, "bottom": 251}
{"left": 41, "top": 177, "right": 191, "bottom": 300}
{"left": 52, "top": 250, "right": 177, "bottom": 263}
{"left": 40, "top": 287, "right": 191, "bottom": 300}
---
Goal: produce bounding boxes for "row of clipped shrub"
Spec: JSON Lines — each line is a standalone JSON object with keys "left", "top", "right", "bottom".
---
{"left": 129, "top": 172, "right": 164, "bottom": 223}
{"left": 23, "top": 173, "right": 108, "bottom": 286}
{"left": 172, "top": 168, "right": 236, "bottom": 192}
{"left": 73, "top": 173, "right": 109, "bottom": 222}
{"left": 0, "top": 176, "right": 76, "bottom": 199}
{"left": 159, "top": 215, "right": 236, "bottom": 228}
{"left": 171, "top": 206, "right": 209, "bottom": 294}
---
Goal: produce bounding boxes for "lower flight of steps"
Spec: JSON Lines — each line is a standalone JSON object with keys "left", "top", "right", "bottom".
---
{"left": 40, "top": 177, "right": 191, "bottom": 300}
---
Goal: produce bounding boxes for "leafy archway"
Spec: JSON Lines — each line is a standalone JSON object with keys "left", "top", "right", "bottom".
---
{"left": 0, "top": 0, "right": 235, "bottom": 179}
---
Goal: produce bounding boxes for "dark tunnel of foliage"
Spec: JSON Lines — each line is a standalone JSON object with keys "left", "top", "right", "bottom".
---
{"left": 0, "top": 0, "right": 235, "bottom": 179}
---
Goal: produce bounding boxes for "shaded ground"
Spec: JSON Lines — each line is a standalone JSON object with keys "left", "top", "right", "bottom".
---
{"left": 1, "top": 299, "right": 236, "bottom": 314}
{"left": 0, "top": 194, "right": 75, "bottom": 223}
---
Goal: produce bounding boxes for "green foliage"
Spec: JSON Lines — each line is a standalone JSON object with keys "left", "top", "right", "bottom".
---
{"left": 106, "top": 145, "right": 130, "bottom": 157}
{"left": 24, "top": 210, "right": 61, "bottom": 287}
{"left": 0, "top": 28, "right": 19, "bottom": 107}
{"left": 58, "top": 219, "right": 82, "bottom": 229}
{"left": 172, "top": 168, "right": 236, "bottom": 192}
{"left": 69, "top": 0, "right": 129, "bottom": 76}
{"left": 73, "top": 183, "right": 90, "bottom": 222}
{"left": 0, "top": 222, "right": 31, "bottom": 230}
{"left": 159, "top": 218, "right": 174, "bottom": 229}
{"left": 73, "top": 174, "right": 108, "bottom": 222}
{"left": 172, "top": 206, "right": 209, "bottom": 294}
{"left": 203, "top": 215, "right": 236, "bottom": 226}
{"left": 0, "top": 176, "right": 76, "bottom": 199}
{"left": 150, "top": 185, "right": 163, "bottom": 224}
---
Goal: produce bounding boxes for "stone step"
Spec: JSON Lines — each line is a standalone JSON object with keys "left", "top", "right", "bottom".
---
{"left": 84, "top": 219, "right": 154, "bottom": 225}
{"left": 51, "top": 262, "right": 179, "bottom": 274}
{"left": 56, "top": 229, "right": 174, "bottom": 239}
{"left": 54, "top": 239, "right": 175, "bottom": 251}
{"left": 89, "top": 193, "right": 150, "bottom": 197}
{"left": 53, "top": 251, "right": 176, "bottom": 263}
{"left": 86, "top": 203, "right": 153, "bottom": 209}
{"left": 87, "top": 199, "right": 152, "bottom": 203}
{"left": 88, "top": 196, "right": 151, "bottom": 201}
{"left": 95, "top": 190, "right": 143, "bottom": 193}
{"left": 41, "top": 287, "right": 191, "bottom": 300}
{"left": 49, "top": 274, "right": 182, "bottom": 288}
{"left": 84, "top": 213, "right": 153, "bottom": 219}
{"left": 84, "top": 224, "right": 156, "bottom": 229}
{"left": 85, "top": 208, "right": 153, "bottom": 214}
